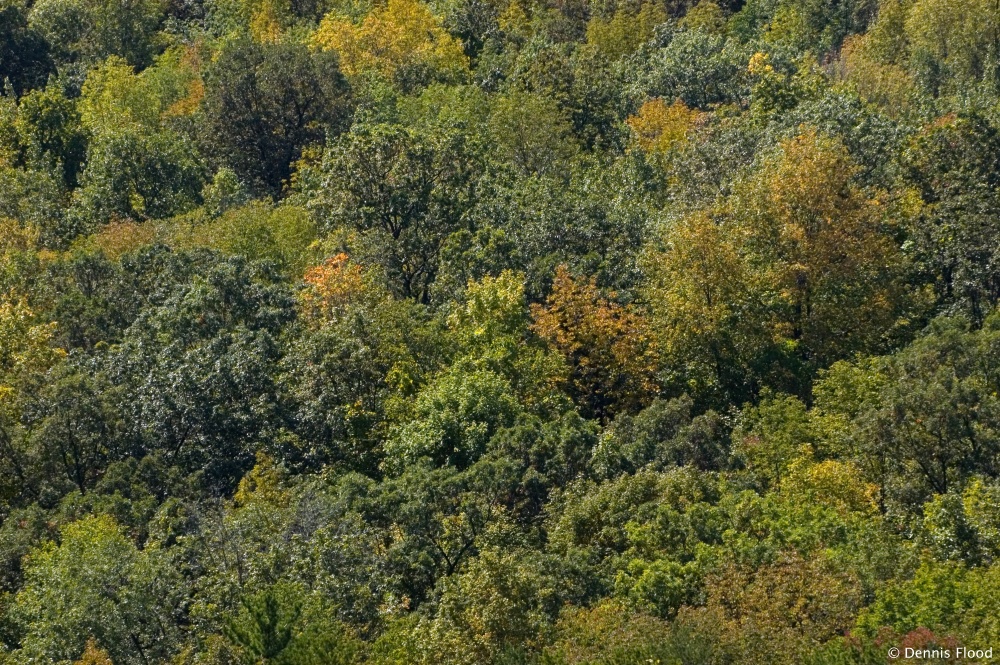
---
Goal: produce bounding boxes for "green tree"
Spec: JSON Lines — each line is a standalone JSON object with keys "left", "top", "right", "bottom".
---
{"left": 201, "top": 37, "right": 352, "bottom": 197}
{"left": 28, "top": 0, "right": 165, "bottom": 68}
{"left": 0, "top": 0, "right": 53, "bottom": 94}
{"left": 224, "top": 582, "right": 360, "bottom": 665}
{"left": 10, "top": 514, "right": 184, "bottom": 664}
{"left": 904, "top": 114, "right": 1000, "bottom": 322}
{"left": 316, "top": 122, "right": 477, "bottom": 302}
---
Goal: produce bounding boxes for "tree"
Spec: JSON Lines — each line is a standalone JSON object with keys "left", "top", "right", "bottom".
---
{"left": 414, "top": 547, "right": 561, "bottom": 664}
{"left": 384, "top": 362, "right": 522, "bottom": 472}
{"left": 14, "top": 82, "right": 88, "bottom": 187}
{"left": 0, "top": 0, "right": 53, "bottom": 95}
{"left": 626, "top": 98, "right": 701, "bottom": 155}
{"left": 107, "top": 254, "right": 295, "bottom": 491}
{"left": 0, "top": 294, "right": 64, "bottom": 423}
{"left": 647, "top": 129, "right": 911, "bottom": 404}
{"left": 811, "top": 315, "right": 1000, "bottom": 507}
{"left": 169, "top": 202, "right": 320, "bottom": 277}
{"left": 279, "top": 257, "right": 443, "bottom": 473}
{"left": 487, "top": 90, "right": 579, "bottom": 177}
{"left": 585, "top": 2, "right": 665, "bottom": 60}
{"left": 531, "top": 265, "right": 659, "bottom": 420}
{"left": 903, "top": 114, "right": 1000, "bottom": 322}
{"left": 903, "top": 0, "right": 1000, "bottom": 93}
{"left": 223, "top": 583, "right": 360, "bottom": 665}
{"left": 28, "top": 0, "right": 165, "bottom": 68}
{"left": 316, "top": 122, "right": 477, "bottom": 302}
{"left": 706, "top": 552, "right": 863, "bottom": 665}
{"left": 10, "top": 515, "right": 183, "bottom": 664}
{"left": 201, "top": 38, "right": 352, "bottom": 197}
{"left": 312, "top": 0, "right": 468, "bottom": 89}
{"left": 68, "top": 126, "right": 205, "bottom": 234}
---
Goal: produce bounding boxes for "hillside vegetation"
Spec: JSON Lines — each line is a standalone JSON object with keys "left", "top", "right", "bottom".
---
{"left": 2, "top": 0, "right": 1000, "bottom": 662}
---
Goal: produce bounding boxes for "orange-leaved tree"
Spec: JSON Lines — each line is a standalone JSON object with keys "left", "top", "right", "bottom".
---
{"left": 531, "top": 265, "right": 659, "bottom": 420}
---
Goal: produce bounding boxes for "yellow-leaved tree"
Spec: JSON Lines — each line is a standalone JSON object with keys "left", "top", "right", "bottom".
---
{"left": 627, "top": 98, "right": 702, "bottom": 155}
{"left": 647, "top": 129, "right": 913, "bottom": 403}
{"left": 312, "top": 0, "right": 468, "bottom": 84}
{"left": 585, "top": 2, "right": 666, "bottom": 60}
{"left": 0, "top": 295, "right": 64, "bottom": 420}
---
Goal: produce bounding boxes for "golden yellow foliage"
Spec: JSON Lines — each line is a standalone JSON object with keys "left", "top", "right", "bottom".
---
{"left": 234, "top": 452, "right": 288, "bottom": 507}
{"left": 312, "top": 0, "right": 468, "bottom": 80}
{"left": 836, "top": 35, "right": 917, "bottom": 117}
{"left": 645, "top": 210, "right": 768, "bottom": 400}
{"left": 0, "top": 218, "right": 38, "bottom": 256}
{"left": 73, "top": 638, "right": 114, "bottom": 665}
{"left": 74, "top": 220, "right": 157, "bottom": 259}
{"left": 680, "top": 0, "right": 726, "bottom": 33}
{"left": 732, "top": 129, "right": 905, "bottom": 364}
{"left": 79, "top": 57, "right": 160, "bottom": 131}
{"left": 545, "top": 600, "right": 671, "bottom": 663}
{"left": 250, "top": 0, "right": 285, "bottom": 42}
{"left": 647, "top": 129, "right": 910, "bottom": 399}
{"left": 0, "top": 295, "right": 65, "bottom": 416}
{"left": 783, "top": 459, "right": 880, "bottom": 515}
{"left": 627, "top": 98, "right": 701, "bottom": 154}
{"left": 498, "top": 1, "right": 530, "bottom": 40}
{"left": 79, "top": 49, "right": 203, "bottom": 132}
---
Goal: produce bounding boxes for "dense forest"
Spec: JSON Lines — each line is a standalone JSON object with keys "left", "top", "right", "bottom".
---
{"left": 2, "top": 0, "right": 1000, "bottom": 661}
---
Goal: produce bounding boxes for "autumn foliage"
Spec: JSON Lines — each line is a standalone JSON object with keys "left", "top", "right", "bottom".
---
{"left": 531, "top": 265, "right": 658, "bottom": 419}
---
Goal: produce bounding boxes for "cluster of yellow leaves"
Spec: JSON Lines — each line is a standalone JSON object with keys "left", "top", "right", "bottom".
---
{"left": 627, "top": 98, "right": 702, "bottom": 154}
{"left": 79, "top": 48, "right": 203, "bottom": 133}
{"left": 679, "top": 0, "right": 726, "bottom": 33}
{"left": 250, "top": 0, "right": 286, "bottom": 42}
{"left": 0, "top": 295, "right": 65, "bottom": 416}
{"left": 544, "top": 600, "right": 671, "bottom": 663}
{"left": 904, "top": 0, "right": 1000, "bottom": 79}
{"left": 838, "top": 0, "right": 1000, "bottom": 107}
{"left": 299, "top": 253, "right": 368, "bottom": 323}
{"left": 167, "top": 203, "right": 319, "bottom": 277}
{"left": 233, "top": 452, "right": 288, "bottom": 507}
{"left": 73, "top": 638, "right": 114, "bottom": 665}
{"left": 531, "top": 265, "right": 658, "bottom": 419}
{"left": 748, "top": 52, "right": 824, "bottom": 116}
{"left": 739, "top": 129, "right": 902, "bottom": 360}
{"left": 783, "top": 458, "right": 880, "bottom": 515}
{"left": 0, "top": 218, "right": 45, "bottom": 281}
{"left": 312, "top": 0, "right": 469, "bottom": 80}
{"left": 497, "top": 1, "right": 530, "bottom": 39}
{"left": 586, "top": 2, "right": 665, "bottom": 59}
{"left": 74, "top": 220, "right": 157, "bottom": 259}
{"left": 836, "top": 35, "right": 917, "bottom": 117}
{"left": 647, "top": 129, "right": 909, "bottom": 396}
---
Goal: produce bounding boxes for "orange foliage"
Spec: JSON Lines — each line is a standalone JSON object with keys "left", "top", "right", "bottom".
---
{"left": 300, "top": 253, "right": 367, "bottom": 322}
{"left": 164, "top": 77, "right": 204, "bottom": 118}
{"left": 531, "top": 265, "right": 659, "bottom": 420}
{"left": 73, "top": 638, "right": 113, "bottom": 665}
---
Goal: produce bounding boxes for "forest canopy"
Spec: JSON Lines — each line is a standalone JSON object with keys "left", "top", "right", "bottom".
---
{"left": 2, "top": 0, "right": 1000, "bottom": 662}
